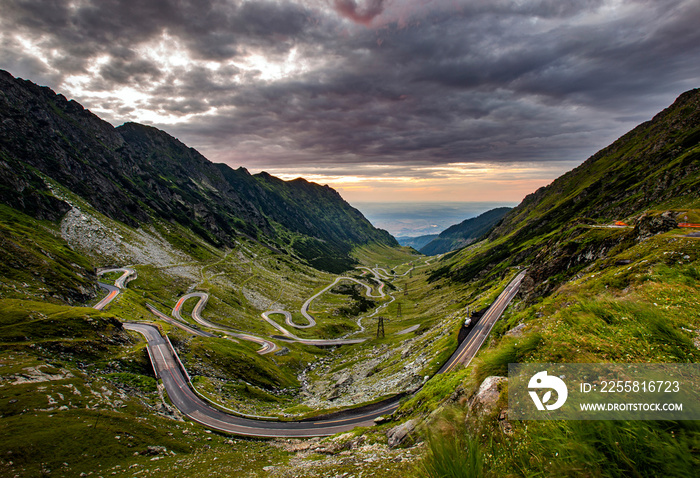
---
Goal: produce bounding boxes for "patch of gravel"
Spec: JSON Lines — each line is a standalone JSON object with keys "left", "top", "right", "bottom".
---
{"left": 265, "top": 434, "right": 421, "bottom": 477}
{"left": 241, "top": 287, "right": 284, "bottom": 311}
{"left": 59, "top": 207, "right": 197, "bottom": 280}
{"left": 298, "top": 318, "right": 454, "bottom": 410}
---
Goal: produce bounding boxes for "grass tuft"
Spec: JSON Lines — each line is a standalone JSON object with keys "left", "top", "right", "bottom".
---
{"left": 416, "top": 408, "right": 484, "bottom": 478}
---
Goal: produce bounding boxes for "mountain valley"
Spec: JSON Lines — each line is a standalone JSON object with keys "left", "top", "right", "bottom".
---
{"left": 1, "top": 72, "right": 699, "bottom": 477}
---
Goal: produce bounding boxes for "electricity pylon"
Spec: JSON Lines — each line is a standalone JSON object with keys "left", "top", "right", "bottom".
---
{"left": 376, "top": 316, "right": 385, "bottom": 338}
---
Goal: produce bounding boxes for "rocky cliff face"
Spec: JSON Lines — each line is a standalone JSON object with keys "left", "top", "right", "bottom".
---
{"left": 0, "top": 70, "right": 396, "bottom": 272}
{"left": 116, "top": 122, "right": 272, "bottom": 243}
{"left": 0, "top": 71, "right": 144, "bottom": 224}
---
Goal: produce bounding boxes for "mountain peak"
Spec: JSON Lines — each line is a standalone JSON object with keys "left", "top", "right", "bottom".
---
{"left": 0, "top": 69, "right": 396, "bottom": 273}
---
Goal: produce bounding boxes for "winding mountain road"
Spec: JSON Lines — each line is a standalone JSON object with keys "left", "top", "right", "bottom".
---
{"left": 95, "top": 283, "right": 119, "bottom": 311}
{"left": 123, "top": 321, "right": 395, "bottom": 437}
{"left": 94, "top": 268, "right": 136, "bottom": 310}
{"left": 97, "top": 263, "right": 525, "bottom": 437}
{"left": 260, "top": 309, "right": 365, "bottom": 346}
{"left": 145, "top": 303, "right": 217, "bottom": 338}
{"left": 297, "top": 276, "right": 385, "bottom": 329}
{"left": 173, "top": 292, "right": 279, "bottom": 354}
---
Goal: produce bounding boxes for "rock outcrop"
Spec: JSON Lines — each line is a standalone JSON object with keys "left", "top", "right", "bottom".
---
{"left": 634, "top": 212, "right": 678, "bottom": 240}
{"left": 386, "top": 419, "right": 419, "bottom": 448}
{"left": 469, "top": 376, "right": 506, "bottom": 417}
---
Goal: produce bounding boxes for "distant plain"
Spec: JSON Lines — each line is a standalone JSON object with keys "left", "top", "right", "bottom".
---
{"left": 353, "top": 201, "right": 518, "bottom": 237}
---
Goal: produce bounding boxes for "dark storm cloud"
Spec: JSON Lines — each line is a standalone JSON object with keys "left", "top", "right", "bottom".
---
{"left": 98, "top": 57, "right": 162, "bottom": 85}
{"left": 2, "top": 0, "right": 700, "bottom": 179}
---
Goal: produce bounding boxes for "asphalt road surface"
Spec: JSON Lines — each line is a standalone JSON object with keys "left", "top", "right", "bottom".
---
{"left": 93, "top": 268, "right": 136, "bottom": 310}
{"left": 146, "top": 303, "right": 217, "bottom": 338}
{"left": 124, "top": 322, "right": 393, "bottom": 437}
{"left": 439, "top": 270, "right": 527, "bottom": 374}
{"left": 260, "top": 309, "right": 365, "bottom": 346}
{"left": 94, "top": 282, "right": 119, "bottom": 311}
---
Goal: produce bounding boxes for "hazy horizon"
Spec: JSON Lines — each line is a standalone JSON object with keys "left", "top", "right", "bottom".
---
{"left": 352, "top": 201, "right": 518, "bottom": 237}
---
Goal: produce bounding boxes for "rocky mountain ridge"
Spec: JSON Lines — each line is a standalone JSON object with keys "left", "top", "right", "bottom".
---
{"left": 493, "top": 89, "right": 699, "bottom": 240}
{"left": 0, "top": 70, "right": 396, "bottom": 273}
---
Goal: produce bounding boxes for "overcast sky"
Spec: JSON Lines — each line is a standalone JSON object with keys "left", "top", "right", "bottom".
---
{"left": 2, "top": 0, "right": 699, "bottom": 204}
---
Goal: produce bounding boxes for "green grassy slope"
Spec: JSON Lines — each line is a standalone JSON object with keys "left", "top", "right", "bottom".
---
{"left": 430, "top": 89, "right": 700, "bottom": 296}
{"left": 398, "top": 90, "right": 700, "bottom": 477}
{"left": 0, "top": 204, "right": 97, "bottom": 304}
{"left": 408, "top": 226, "right": 700, "bottom": 477}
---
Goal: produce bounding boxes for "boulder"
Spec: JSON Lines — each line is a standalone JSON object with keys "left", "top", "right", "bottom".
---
{"left": 335, "top": 373, "right": 353, "bottom": 388}
{"left": 469, "top": 376, "right": 507, "bottom": 416}
{"left": 386, "top": 419, "right": 418, "bottom": 448}
{"left": 505, "top": 323, "right": 526, "bottom": 338}
{"left": 141, "top": 446, "right": 167, "bottom": 456}
{"left": 373, "top": 415, "right": 391, "bottom": 424}
{"left": 635, "top": 213, "right": 677, "bottom": 239}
